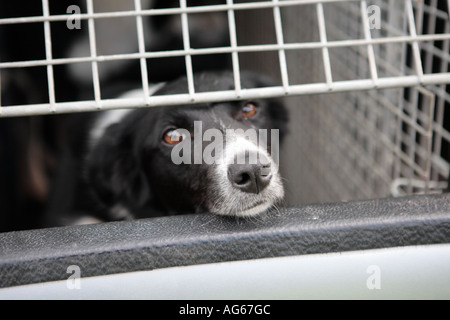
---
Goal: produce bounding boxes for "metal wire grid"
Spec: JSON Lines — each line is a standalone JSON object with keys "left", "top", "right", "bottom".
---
{"left": 279, "top": 0, "right": 450, "bottom": 204}
{"left": 0, "top": 0, "right": 449, "bottom": 203}
{"left": 0, "top": 0, "right": 449, "bottom": 117}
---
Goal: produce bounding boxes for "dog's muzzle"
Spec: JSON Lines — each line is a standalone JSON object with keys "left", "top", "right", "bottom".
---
{"left": 209, "top": 135, "right": 284, "bottom": 217}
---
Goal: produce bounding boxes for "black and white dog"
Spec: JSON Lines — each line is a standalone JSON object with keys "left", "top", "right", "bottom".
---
{"left": 47, "top": 71, "right": 288, "bottom": 225}
{"left": 1, "top": 0, "right": 230, "bottom": 231}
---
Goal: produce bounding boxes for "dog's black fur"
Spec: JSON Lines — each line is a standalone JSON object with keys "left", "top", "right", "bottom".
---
{"left": 46, "top": 71, "right": 288, "bottom": 225}
{"left": 0, "top": 0, "right": 231, "bottom": 231}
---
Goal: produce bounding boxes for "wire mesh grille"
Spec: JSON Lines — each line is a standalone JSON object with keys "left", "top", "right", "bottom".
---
{"left": 1, "top": 0, "right": 449, "bottom": 206}
{"left": 278, "top": 0, "right": 450, "bottom": 204}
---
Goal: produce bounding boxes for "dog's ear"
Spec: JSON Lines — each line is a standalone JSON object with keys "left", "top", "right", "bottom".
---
{"left": 240, "top": 70, "right": 274, "bottom": 89}
{"left": 86, "top": 123, "right": 151, "bottom": 213}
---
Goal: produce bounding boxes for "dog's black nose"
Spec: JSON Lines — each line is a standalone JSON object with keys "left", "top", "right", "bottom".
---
{"left": 228, "top": 156, "right": 272, "bottom": 194}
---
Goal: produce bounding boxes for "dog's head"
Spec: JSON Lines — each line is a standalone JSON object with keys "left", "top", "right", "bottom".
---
{"left": 86, "top": 71, "right": 288, "bottom": 219}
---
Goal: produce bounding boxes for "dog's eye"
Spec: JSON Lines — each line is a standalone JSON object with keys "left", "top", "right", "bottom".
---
{"left": 241, "top": 102, "right": 257, "bottom": 118}
{"left": 163, "top": 128, "right": 185, "bottom": 145}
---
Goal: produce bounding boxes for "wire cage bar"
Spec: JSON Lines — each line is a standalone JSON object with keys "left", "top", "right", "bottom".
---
{"left": 0, "top": 0, "right": 449, "bottom": 114}
{"left": 1, "top": 0, "right": 449, "bottom": 206}
{"left": 278, "top": 0, "right": 450, "bottom": 204}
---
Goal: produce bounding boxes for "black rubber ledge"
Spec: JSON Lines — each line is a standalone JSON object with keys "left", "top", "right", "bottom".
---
{"left": 0, "top": 193, "right": 449, "bottom": 288}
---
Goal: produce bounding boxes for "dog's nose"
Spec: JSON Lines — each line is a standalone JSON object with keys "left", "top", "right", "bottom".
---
{"left": 227, "top": 155, "right": 272, "bottom": 194}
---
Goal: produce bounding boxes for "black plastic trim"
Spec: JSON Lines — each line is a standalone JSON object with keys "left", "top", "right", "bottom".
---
{"left": 1, "top": 193, "right": 449, "bottom": 288}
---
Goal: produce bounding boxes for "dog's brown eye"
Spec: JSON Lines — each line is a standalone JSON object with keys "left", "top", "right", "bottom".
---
{"left": 242, "top": 102, "right": 257, "bottom": 118}
{"left": 163, "top": 128, "right": 184, "bottom": 145}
